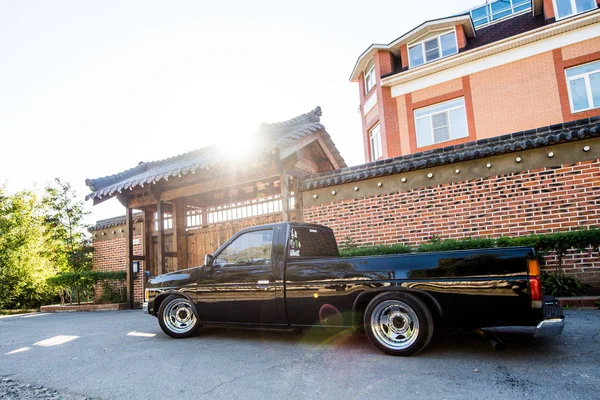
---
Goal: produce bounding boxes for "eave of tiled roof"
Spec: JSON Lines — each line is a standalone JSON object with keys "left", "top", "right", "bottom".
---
{"left": 85, "top": 107, "right": 345, "bottom": 201}
{"left": 90, "top": 213, "right": 143, "bottom": 231}
{"left": 304, "top": 117, "right": 600, "bottom": 190}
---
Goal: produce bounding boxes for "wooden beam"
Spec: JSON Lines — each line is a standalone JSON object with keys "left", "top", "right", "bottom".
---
{"left": 165, "top": 251, "right": 178, "bottom": 258}
{"left": 159, "top": 167, "right": 281, "bottom": 201}
{"left": 127, "top": 167, "right": 282, "bottom": 209}
{"left": 143, "top": 209, "right": 155, "bottom": 277}
{"left": 125, "top": 207, "right": 134, "bottom": 308}
{"left": 316, "top": 134, "right": 341, "bottom": 170}
{"left": 292, "top": 178, "right": 303, "bottom": 222}
{"left": 178, "top": 179, "right": 281, "bottom": 209}
{"left": 281, "top": 173, "right": 290, "bottom": 222}
{"left": 127, "top": 196, "right": 155, "bottom": 209}
{"left": 157, "top": 200, "right": 166, "bottom": 276}
{"left": 173, "top": 200, "right": 188, "bottom": 270}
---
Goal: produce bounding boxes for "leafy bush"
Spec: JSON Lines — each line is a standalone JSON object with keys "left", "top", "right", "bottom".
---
{"left": 47, "top": 271, "right": 126, "bottom": 304}
{"left": 417, "top": 237, "right": 496, "bottom": 252}
{"left": 340, "top": 244, "right": 412, "bottom": 258}
{"left": 98, "top": 281, "right": 126, "bottom": 304}
{"left": 541, "top": 271, "right": 593, "bottom": 297}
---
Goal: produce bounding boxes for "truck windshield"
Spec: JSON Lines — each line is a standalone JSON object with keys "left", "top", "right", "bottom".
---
{"left": 288, "top": 226, "right": 339, "bottom": 259}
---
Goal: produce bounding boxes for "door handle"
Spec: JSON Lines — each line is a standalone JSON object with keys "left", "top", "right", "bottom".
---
{"left": 257, "top": 280, "right": 270, "bottom": 288}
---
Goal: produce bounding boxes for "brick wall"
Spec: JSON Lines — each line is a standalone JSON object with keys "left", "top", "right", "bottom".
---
{"left": 92, "top": 233, "right": 144, "bottom": 305}
{"left": 304, "top": 159, "right": 600, "bottom": 286}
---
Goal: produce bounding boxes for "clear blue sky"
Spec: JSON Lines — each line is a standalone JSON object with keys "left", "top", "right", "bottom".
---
{"left": 0, "top": 0, "right": 479, "bottom": 223}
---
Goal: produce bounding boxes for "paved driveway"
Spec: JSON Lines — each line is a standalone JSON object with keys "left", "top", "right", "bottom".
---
{"left": 0, "top": 310, "right": 598, "bottom": 400}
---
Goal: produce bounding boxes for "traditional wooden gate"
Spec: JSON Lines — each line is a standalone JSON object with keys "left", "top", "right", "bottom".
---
{"left": 86, "top": 106, "right": 345, "bottom": 306}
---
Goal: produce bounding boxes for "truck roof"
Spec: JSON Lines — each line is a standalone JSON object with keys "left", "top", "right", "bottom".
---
{"left": 236, "top": 222, "right": 332, "bottom": 233}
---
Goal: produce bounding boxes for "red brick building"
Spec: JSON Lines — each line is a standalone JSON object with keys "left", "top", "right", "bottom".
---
{"left": 351, "top": 0, "right": 600, "bottom": 163}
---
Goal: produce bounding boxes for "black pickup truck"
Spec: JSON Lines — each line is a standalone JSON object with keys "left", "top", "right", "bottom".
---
{"left": 143, "top": 222, "right": 564, "bottom": 356}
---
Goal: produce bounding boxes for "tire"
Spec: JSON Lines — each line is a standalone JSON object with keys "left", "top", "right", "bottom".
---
{"left": 158, "top": 295, "right": 202, "bottom": 338}
{"left": 364, "top": 292, "right": 434, "bottom": 356}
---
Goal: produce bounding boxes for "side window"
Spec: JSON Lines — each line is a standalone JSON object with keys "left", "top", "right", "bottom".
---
{"left": 214, "top": 230, "right": 273, "bottom": 267}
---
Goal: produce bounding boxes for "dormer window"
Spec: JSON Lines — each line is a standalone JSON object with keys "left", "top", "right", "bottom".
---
{"left": 553, "top": 0, "right": 596, "bottom": 20}
{"left": 408, "top": 30, "right": 458, "bottom": 68}
{"left": 364, "top": 59, "right": 376, "bottom": 94}
{"left": 470, "top": 0, "right": 531, "bottom": 28}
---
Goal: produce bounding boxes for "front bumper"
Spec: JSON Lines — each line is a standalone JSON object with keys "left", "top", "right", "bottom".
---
{"left": 142, "top": 302, "right": 149, "bottom": 313}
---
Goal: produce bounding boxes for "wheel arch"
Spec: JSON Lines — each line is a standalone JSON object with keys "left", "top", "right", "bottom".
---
{"left": 154, "top": 291, "right": 199, "bottom": 319}
{"left": 352, "top": 287, "right": 444, "bottom": 332}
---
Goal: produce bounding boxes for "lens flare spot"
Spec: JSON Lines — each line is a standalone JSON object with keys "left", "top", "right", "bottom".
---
{"left": 34, "top": 335, "right": 79, "bottom": 347}
{"left": 319, "top": 304, "right": 343, "bottom": 327}
{"left": 5, "top": 347, "right": 31, "bottom": 355}
{"left": 313, "top": 293, "right": 319, "bottom": 299}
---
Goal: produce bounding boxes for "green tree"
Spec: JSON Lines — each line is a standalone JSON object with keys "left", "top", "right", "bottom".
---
{"left": 0, "top": 186, "right": 57, "bottom": 308}
{"left": 42, "top": 178, "right": 93, "bottom": 273}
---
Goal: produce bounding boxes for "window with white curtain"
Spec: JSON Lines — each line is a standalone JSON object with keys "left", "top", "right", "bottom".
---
{"left": 408, "top": 30, "right": 458, "bottom": 68}
{"left": 369, "top": 123, "right": 382, "bottom": 161}
{"left": 414, "top": 98, "right": 469, "bottom": 148}
{"left": 364, "top": 60, "right": 376, "bottom": 94}
{"left": 566, "top": 60, "right": 600, "bottom": 112}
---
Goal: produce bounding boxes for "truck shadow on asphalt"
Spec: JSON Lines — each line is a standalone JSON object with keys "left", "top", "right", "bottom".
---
{"left": 190, "top": 326, "right": 564, "bottom": 359}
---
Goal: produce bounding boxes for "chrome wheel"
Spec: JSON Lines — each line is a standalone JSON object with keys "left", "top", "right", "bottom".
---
{"left": 370, "top": 299, "right": 420, "bottom": 350}
{"left": 162, "top": 298, "right": 197, "bottom": 334}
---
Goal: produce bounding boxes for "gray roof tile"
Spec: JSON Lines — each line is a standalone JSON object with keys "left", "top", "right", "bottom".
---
{"left": 304, "top": 117, "right": 600, "bottom": 190}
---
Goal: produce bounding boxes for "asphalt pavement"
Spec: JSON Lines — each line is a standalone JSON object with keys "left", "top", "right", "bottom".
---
{"left": 0, "top": 309, "right": 598, "bottom": 400}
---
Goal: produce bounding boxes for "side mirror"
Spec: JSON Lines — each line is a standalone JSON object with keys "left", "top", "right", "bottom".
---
{"left": 204, "top": 254, "right": 214, "bottom": 267}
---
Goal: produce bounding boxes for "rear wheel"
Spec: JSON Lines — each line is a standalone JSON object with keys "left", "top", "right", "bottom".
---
{"left": 158, "top": 295, "right": 202, "bottom": 338}
{"left": 364, "top": 292, "right": 434, "bottom": 356}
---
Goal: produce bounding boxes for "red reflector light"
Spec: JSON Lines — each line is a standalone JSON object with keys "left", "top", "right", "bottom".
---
{"left": 529, "top": 277, "right": 542, "bottom": 301}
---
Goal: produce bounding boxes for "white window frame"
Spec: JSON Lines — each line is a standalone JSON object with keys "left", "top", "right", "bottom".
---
{"left": 565, "top": 60, "right": 600, "bottom": 113}
{"left": 414, "top": 98, "right": 469, "bottom": 148}
{"left": 364, "top": 62, "right": 376, "bottom": 94}
{"left": 369, "top": 123, "right": 382, "bottom": 161}
{"left": 552, "top": 0, "right": 597, "bottom": 21}
{"left": 407, "top": 28, "right": 459, "bottom": 69}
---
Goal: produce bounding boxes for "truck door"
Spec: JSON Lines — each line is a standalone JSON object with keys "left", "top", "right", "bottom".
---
{"left": 196, "top": 228, "right": 286, "bottom": 325}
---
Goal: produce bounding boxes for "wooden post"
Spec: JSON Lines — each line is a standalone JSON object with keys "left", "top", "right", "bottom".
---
{"left": 202, "top": 207, "right": 208, "bottom": 226}
{"left": 157, "top": 200, "right": 166, "bottom": 276}
{"left": 281, "top": 173, "right": 290, "bottom": 222}
{"left": 143, "top": 209, "right": 155, "bottom": 277}
{"left": 173, "top": 200, "right": 188, "bottom": 270}
{"left": 292, "top": 177, "right": 303, "bottom": 222}
{"left": 125, "top": 207, "right": 134, "bottom": 308}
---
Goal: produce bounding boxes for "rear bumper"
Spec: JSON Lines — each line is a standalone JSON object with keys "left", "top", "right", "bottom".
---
{"left": 142, "top": 302, "right": 149, "bottom": 313}
{"left": 534, "top": 318, "right": 564, "bottom": 337}
{"left": 534, "top": 296, "right": 564, "bottom": 337}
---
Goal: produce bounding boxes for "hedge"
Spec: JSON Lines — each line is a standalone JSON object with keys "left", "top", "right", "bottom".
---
{"left": 47, "top": 271, "right": 126, "bottom": 287}
{"left": 339, "top": 228, "right": 600, "bottom": 269}
{"left": 47, "top": 271, "right": 126, "bottom": 305}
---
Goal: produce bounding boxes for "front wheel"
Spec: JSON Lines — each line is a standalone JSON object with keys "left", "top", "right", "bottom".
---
{"left": 364, "top": 292, "right": 434, "bottom": 356}
{"left": 158, "top": 295, "right": 202, "bottom": 338}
